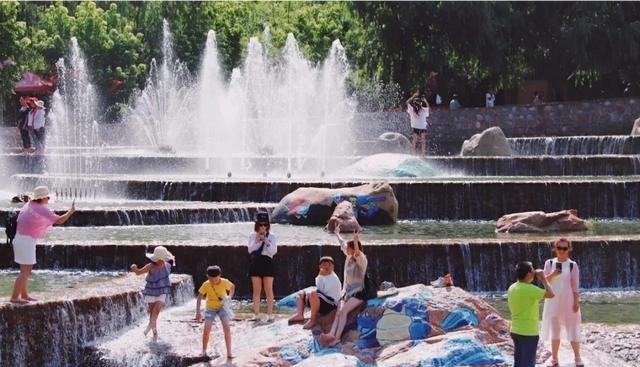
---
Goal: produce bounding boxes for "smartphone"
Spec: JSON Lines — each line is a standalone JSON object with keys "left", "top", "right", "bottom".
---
{"left": 555, "top": 262, "right": 562, "bottom": 273}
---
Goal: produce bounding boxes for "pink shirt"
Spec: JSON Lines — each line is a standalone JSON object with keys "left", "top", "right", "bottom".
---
{"left": 16, "top": 201, "right": 60, "bottom": 239}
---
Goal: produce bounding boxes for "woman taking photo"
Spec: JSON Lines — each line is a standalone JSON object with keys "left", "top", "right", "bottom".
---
{"left": 541, "top": 238, "right": 583, "bottom": 367}
{"left": 10, "top": 186, "right": 76, "bottom": 303}
{"left": 247, "top": 212, "right": 277, "bottom": 322}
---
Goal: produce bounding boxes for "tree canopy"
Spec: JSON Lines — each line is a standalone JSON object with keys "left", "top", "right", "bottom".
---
{"left": 1, "top": 1, "right": 639, "bottom": 112}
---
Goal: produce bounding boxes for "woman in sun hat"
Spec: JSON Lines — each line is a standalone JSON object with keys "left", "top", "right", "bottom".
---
{"left": 247, "top": 211, "right": 277, "bottom": 322}
{"left": 131, "top": 245, "right": 175, "bottom": 338}
{"left": 10, "top": 186, "right": 76, "bottom": 304}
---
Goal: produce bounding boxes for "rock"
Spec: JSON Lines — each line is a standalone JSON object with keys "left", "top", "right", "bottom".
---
{"left": 461, "top": 126, "right": 512, "bottom": 156}
{"left": 331, "top": 153, "right": 436, "bottom": 178}
{"left": 376, "top": 132, "right": 412, "bottom": 154}
{"left": 326, "top": 200, "right": 362, "bottom": 233}
{"left": 271, "top": 182, "right": 398, "bottom": 226}
{"left": 631, "top": 117, "right": 640, "bottom": 135}
{"left": 496, "top": 209, "right": 588, "bottom": 233}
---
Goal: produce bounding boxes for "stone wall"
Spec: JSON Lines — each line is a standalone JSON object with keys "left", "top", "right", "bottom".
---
{"left": 355, "top": 97, "right": 640, "bottom": 154}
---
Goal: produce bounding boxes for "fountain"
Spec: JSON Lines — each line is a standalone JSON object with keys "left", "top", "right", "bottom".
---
{"left": 0, "top": 19, "right": 638, "bottom": 367}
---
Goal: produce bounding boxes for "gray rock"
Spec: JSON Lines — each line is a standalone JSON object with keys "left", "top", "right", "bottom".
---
{"left": 461, "top": 126, "right": 512, "bottom": 156}
{"left": 631, "top": 117, "right": 640, "bottom": 136}
{"left": 376, "top": 132, "right": 412, "bottom": 154}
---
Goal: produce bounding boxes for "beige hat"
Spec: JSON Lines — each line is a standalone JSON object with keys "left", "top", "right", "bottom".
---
{"left": 145, "top": 246, "right": 175, "bottom": 263}
{"left": 32, "top": 186, "right": 50, "bottom": 200}
{"left": 35, "top": 100, "right": 45, "bottom": 108}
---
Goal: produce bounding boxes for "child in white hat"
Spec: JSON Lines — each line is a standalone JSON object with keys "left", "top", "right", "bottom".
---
{"left": 130, "top": 246, "right": 175, "bottom": 337}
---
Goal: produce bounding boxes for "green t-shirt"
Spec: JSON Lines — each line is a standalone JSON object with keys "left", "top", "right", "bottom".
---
{"left": 507, "top": 281, "right": 546, "bottom": 336}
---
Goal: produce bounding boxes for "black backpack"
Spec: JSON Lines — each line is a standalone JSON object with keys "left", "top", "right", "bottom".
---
{"left": 5, "top": 212, "right": 18, "bottom": 245}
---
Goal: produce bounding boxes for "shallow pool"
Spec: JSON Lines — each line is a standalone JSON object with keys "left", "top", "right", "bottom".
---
{"left": 33, "top": 219, "right": 640, "bottom": 246}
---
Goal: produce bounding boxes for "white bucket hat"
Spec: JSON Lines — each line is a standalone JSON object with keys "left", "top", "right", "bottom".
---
{"left": 146, "top": 246, "right": 175, "bottom": 263}
{"left": 32, "top": 186, "right": 50, "bottom": 200}
{"left": 35, "top": 100, "right": 45, "bottom": 108}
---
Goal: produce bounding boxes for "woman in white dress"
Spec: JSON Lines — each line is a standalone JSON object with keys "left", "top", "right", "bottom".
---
{"left": 541, "top": 238, "right": 583, "bottom": 367}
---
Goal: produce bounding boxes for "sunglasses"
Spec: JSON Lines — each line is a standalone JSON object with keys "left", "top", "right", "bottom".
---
{"left": 555, "top": 246, "right": 569, "bottom": 251}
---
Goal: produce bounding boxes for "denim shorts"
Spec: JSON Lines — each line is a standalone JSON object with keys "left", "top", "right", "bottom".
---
{"left": 205, "top": 308, "right": 230, "bottom": 322}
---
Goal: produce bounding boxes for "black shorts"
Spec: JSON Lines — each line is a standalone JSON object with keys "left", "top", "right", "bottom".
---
{"left": 248, "top": 255, "right": 275, "bottom": 278}
{"left": 412, "top": 128, "right": 427, "bottom": 136}
{"left": 306, "top": 294, "right": 337, "bottom": 316}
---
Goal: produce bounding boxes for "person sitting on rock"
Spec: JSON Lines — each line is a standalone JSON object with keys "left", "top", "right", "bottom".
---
{"left": 288, "top": 255, "right": 342, "bottom": 330}
{"left": 320, "top": 226, "right": 369, "bottom": 347}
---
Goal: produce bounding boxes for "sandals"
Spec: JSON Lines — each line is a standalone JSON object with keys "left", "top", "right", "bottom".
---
{"left": 546, "top": 361, "right": 559, "bottom": 367}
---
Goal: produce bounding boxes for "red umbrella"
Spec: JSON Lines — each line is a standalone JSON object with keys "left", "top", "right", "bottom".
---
{"left": 13, "top": 72, "right": 55, "bottom": 94}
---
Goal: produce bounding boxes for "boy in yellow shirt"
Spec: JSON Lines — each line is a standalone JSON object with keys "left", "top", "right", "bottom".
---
{"left": 195, "top": 265, "right": 235, "bottom": 358}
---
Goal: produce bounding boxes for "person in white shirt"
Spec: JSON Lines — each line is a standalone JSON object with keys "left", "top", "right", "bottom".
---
{"left": 406, "top": 93, "right": 430, "bottom": 155}
{"left": 485, "top": 90, "right": 496, "bottom": 108}
{"left": 288, "top": 256, "right": 342, "bottom": 330}
{"left": 27, "top": 99, "right": 47, "bottom": 153}
{"left": 248, "top": 212, "right": 277, "bottom": 322}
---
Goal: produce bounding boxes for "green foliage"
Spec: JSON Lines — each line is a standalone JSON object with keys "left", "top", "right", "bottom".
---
{"left": 3, "top": 1, "right": 640, "bottom": 108}
{"left": 0, "top": 1, "right": 26, "bottom": 94}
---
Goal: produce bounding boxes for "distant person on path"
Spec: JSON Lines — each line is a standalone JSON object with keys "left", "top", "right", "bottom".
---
{"left": 130, "top": 245, "right": 175, "bottom": 338}
{"left": 288, "top": 255, "right": 342, "bottom": 330}
{"left": 532, "top": 92, "right": 543, "bottom": 104}
{"left": 541, "top": 238, "right": 583, "bottom": 367}
{"left": 485, "top": 90, "right": 496, "bottom": 108}
{"left": 320, "top": 227, "right": 369, "bottom": 347}
{"left": 196, "top": 265, "right": 235, "bottom": 359}
{"left": 426, "top": 71, "right": 440, "bottom": 105}
{"left": 449, "top": 94, "right": 462, "bottom": 110}
{"left": 17, "top": 97, "right": 34, "bottom": 154}
{"left": 27, "top": 99, "right": 47, "bottom": 154}
{"left": 248, "top": 212, "right": 277, "bottom": 322}
{"left": 508, "top": 261, "right": 555, "bottom": 367}
{"left": 406, "top": 93, "right": 430, "bottom": 155}
{"left": 10, "top": 186, "right": 76, "bottom": 304}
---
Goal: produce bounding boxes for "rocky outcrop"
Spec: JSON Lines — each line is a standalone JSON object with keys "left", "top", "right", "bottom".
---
{"left": 461, "top": 126, "right": 512, "bottom": 156}
{"left": 271, "top": 182, "right": 398, "bottom": 226}
{"left": 496, "top": 209, "right": 588, "bottom": 233}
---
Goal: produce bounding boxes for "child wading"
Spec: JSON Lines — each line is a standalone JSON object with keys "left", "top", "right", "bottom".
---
{"left": 130, "top": 246, "right": 175, "bottom": 338}
{"left": 196, "top": 265, "right": 235, "bottom": 359}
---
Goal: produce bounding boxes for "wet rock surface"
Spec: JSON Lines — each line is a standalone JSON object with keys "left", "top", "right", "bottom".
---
{"left": 87, "top": 285, "right": 634, "bottom": 367}
{"left": 582, "top": 323, "right": 640, "bottom": 363}
{"left": 496, "top": 209, "right": 588, "bottom": 233}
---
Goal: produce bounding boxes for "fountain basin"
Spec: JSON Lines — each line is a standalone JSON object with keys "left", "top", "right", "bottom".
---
{"left": 0, "top": 272, "right": 193, "bottom": 367}
{"left": 1, "top": 238, "right": 637, "bottom": 295}
{"left": 6, "top": 154, "right": 640, "bottom": 176}
{"left": 0, "top": 201, "right": 276, "bottom": 226}
{"left": 13, "top": 175, "right": 640, "bottom": 219}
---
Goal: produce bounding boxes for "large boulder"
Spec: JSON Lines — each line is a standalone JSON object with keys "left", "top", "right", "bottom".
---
{"left": 331, "top": 153, "right": 436, "bottom": 178}
{"left": 274, "top": 284, "right": 511, "bottom": 366}
{"left": 271, "top": 182, "right": 398, "bottom": 226}
{"left": 496, "top": 209, "right": 588, "bottom": 233}
{"left": 631, "top": 117, "right": 640, "bottom": 136}
{"left": 461, "top": 126, "right": 512, "bottom": 156}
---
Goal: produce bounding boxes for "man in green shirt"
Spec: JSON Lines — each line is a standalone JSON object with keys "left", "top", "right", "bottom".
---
{"left": 508, "top": 261, "right": 555, "bottom": 367}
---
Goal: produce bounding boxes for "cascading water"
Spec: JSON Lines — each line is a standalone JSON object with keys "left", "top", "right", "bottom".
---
{"left": 46, "top": 37, "right": 101, "bottom": 200}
